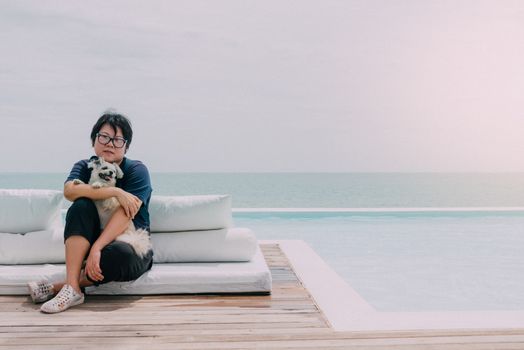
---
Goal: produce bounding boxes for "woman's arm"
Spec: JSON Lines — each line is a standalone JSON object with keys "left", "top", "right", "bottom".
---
{"left": 93, "top": 206, "right": 132, "bottom": 250}
{"left": 85, "top": 206, "right": 137, "bottom": 282}
{"left": 63, "top": 181, "right": 120, "bottom": 202}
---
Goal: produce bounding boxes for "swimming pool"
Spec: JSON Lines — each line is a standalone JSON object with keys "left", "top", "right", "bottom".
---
{"left": 233, "top": 208, "right": 524, "bottom": 312}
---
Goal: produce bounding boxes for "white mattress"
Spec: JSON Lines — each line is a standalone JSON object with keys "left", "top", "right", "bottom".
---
{"left": 0, "top": 246, "right": 272, "bottom": 295}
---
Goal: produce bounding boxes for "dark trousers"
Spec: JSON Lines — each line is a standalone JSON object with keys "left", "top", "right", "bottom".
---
{"left": 64, "top": 197, "right": 153, "bottom": 286}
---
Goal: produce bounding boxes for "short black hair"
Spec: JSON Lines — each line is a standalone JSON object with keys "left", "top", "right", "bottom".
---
{"left": 90, "top": 110, "right": 133, "bottom": 152}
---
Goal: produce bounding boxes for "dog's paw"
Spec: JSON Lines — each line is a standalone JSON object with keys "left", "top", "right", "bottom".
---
{"left": 91, "top": 182, "right": 103, "bottom": 189}
{"left": 72, "top": 179, "right": 84, "bottom": 185}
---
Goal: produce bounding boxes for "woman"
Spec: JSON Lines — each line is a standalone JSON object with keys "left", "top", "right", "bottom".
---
{"left": 27, "top": 111, "right": 154, "bottom": 313}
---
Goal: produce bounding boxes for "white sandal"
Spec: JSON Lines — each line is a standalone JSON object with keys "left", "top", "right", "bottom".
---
{"left": 27, "top": 280, "right": 55, "bottom": 304}
{"left": 40, "top": 284, "right": 84, "bottom": 313}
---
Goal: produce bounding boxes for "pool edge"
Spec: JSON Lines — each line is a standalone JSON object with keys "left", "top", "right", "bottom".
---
{"left": 260, "top": 239, "right": 524, "bottom": 332}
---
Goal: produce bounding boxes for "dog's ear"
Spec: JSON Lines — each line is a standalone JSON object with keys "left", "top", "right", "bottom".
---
{"left": 88, "top": 155, "right": 101, "bottom": 168}
{"left": 114, "top": 163, "right": 124, "bottom": 179}
{"left": 87, "top": 157, "right": 97, "bottom": 169}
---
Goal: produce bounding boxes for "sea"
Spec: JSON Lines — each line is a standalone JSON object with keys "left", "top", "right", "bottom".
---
{"left": 2, "top": 172, "right": 524, "bottom": 312}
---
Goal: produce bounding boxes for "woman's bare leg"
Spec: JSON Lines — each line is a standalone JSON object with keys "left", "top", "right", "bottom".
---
{"left": 64, "top": 236, "right": 91, "bottom": 293}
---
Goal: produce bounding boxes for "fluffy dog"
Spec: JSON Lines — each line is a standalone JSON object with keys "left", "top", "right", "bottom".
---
{"left": 72, "top": 156, "right": 152, "bottom": 258}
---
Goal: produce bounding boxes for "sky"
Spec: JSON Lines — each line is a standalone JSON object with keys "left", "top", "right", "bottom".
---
{"left": 1, "top": 0, "right": 523, "bottom": 172}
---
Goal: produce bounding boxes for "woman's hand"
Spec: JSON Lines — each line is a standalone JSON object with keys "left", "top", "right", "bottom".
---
{"left": 115, "top": 188, "right": 142, "bottom": 219}
{"left": 85, "top": 247, "right": 104, "bottom": 282}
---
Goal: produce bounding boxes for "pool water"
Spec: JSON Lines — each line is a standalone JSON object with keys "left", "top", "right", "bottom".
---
{"left": 233, "top": 210, "right": 524, "bottom": 312}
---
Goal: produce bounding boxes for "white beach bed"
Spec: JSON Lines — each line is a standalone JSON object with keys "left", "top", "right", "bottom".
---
{"left": 0, "top": 190, "right": 272, "bottom": 296}
{"left": 0, "top": 245, "right": 271, "bottom": 295}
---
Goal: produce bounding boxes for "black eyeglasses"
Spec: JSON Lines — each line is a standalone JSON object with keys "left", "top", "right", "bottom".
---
{"left": 96, "top": 133, "right": 127, "bottom": 148}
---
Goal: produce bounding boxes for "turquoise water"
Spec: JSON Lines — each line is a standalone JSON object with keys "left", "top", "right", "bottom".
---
{"left": 3, "top": 172, "right": 524, "bottom": 311}
{"left": 234, "top": 210, "right": 524, "bottom": 312}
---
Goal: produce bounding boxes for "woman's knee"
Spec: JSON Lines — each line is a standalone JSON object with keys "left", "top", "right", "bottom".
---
{"left": 68, "top": 197, "right": 97, "bottom": 213}
{"left": 64, "top": 197, "right": 100, "bottom": 244}
{"left": 100, "top": 242, "right": 148, "bottom": 282}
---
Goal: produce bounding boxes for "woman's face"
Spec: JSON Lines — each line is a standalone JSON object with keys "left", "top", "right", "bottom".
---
{"left": 93, "top": 123, "right": 127, "bottom": 165}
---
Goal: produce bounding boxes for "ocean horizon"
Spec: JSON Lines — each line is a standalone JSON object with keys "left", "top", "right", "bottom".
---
{"left": 1, "top": 172, "right": 524, "bottom": 208}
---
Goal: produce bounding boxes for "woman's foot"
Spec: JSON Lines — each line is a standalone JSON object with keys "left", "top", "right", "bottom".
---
{"left": 40, "top": 284, "right": 84, "bottom": 313}
{"left": 27, "top": 281, "right": 55, "bottom": 304}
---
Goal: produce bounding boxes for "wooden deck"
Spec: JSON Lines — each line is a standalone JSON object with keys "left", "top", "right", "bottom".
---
{"left": 1, "top": 243, "right": 524, "bottom": 349}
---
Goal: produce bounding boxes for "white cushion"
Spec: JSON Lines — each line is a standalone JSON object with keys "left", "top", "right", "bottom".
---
{"left": 149, "top": 194, "right": 233, "bottom": 232}
{"left": 0, "top": 229, "right": 64, "bottom": 264}
{"left": 0, "top": 189, "right": 63, "bottom": 234}
{"left": 152, "top": 227, "right": 257, "bottom": 263}
{"left": 0, "top": 227, "right": 257, "bottom": 264}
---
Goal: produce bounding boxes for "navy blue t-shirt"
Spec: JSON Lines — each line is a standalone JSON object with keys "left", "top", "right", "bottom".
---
{"left": 65, "top": 157, "right": 153, "bottom": 231}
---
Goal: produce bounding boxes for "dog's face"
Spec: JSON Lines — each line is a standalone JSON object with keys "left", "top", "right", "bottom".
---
{"left": 88, "top": 156, "right": 123, "bottom": 186}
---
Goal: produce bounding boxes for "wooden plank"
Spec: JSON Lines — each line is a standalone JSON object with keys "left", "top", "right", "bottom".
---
{"left": 2, "top": 334, "right": 524, "bottom": 349}
{"left": 2, "top": 343, "right": 524, "bottom": 350}
{"left": 3, "top": 326, "right": 524, "bottom": 338}
{"left": 3, "top": 331, "right": 524, "bottom": 343}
